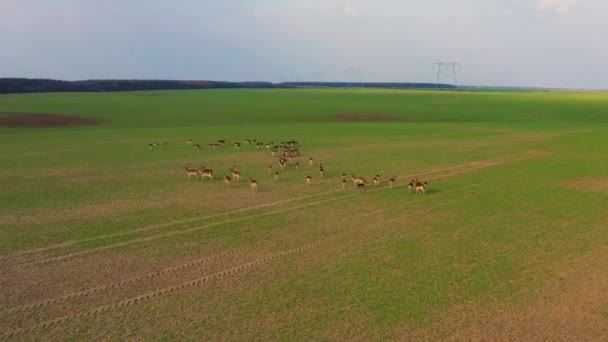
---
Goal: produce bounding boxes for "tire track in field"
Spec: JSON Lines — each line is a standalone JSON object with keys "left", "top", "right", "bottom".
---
{"left": 1, "top": 180, "right": 505, "bottom": 317}
{"left": 1, "top": 148, "right": 556, "bottom": 270}
{"left": 0, "top": 236, "right": 339, "bottom": 339}
{"left": 0, "top": 148, "right": 554, "bottom": 262}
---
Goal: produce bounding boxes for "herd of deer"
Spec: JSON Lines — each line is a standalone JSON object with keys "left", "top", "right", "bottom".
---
{"left": 182, "top": 137, "right": 429, "bottom": 194}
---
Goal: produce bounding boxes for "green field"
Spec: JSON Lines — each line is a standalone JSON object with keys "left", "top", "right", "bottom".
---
{"left": 1, "top": 89, "right": 608, "bottom": 339}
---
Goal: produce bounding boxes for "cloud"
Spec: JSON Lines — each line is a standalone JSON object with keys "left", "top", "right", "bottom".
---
{"left": 537, "top": 0, "right": 580, "bottom": 14}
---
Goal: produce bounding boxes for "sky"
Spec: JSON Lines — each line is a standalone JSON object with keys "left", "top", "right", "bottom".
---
{"left": 1, "top": 0, "right": 607, "bottom": 89}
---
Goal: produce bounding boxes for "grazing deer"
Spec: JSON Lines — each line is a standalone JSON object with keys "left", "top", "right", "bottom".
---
{"left": 249, "top": 178, "right": 258, "bottom": 192}
{"left": 234, "top": 142, "right": 241, "bottom": 150}
{"left": 199, "top": 166, "right": 214, "bottom": 181}
{"left": 389, "top": 176, "right": 396, "bottom": 189}
{"left": 416, "top": 181, "right": 428, "bottom": 195}
{"left": 306, "top": 175, "right": 312, "bottom": 185}
{"left": 230, "top": 166, "right": 241, "bottom": 182}
{"left": 245, "top": 139, "right": 252, "bottom": 145}
{"left": 408, "top": 179, "right": 418, "bottom": 193}
{"left": 223, "top": 175, "right": 232, "bottom": 186}
{"left": 309, "top": 158, "right": 314, "bottom": 166}
{"left": 295, "top": 162, "right": 300, "bottom": 171}
{"left": 275, "top": 171, "right": 280, "bottom": 180}
{"left": 185, "top": 167, "right": 199, "bottom": 180}
{"left": 372, "top": 175, "right": 380, "bottom": 187}
{"left": 351, "top": 174, "right": 366, "bottom": 186}
{"left": 194, "top": 144, "right": 202, "bottom": 151}
{"left": 186, "top": 138, "right": 192, "bottom": 146}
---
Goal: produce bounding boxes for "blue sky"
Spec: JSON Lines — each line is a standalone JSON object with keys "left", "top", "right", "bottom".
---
{"left": 1, "top": 0, "right": 606, "bottom": 88}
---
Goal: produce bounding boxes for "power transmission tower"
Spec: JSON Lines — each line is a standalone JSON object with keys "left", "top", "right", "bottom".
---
{"left": 432, "top": 61, "right": 461, "bottom": 104}
{"left": 347, "top": 66, "right": 364, "bottom": 90}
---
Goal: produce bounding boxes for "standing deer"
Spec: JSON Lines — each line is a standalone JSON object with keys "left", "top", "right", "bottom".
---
{"left": 186, "top": 138, "right": 192, "bottom": 146}
{"left": 309, "top": 158, "right": 314, "bottom": 166}
{"left": 342, "top": 178, "right": 347, "bottom": 189}
{"left": 319, "top": 166, "right": 325, "bottom": 178}
{"left": 234, "top": 142, "right": 241, "bottom": 150}
{"left": 194, "top": 144, "right": 202, "bottom": 151}
{"left": 230, "top": 166, "right": 241, "bottom": 182}
{"left": 267, "top": 165, "right": 273, "bottom": 174}
{"left": 295, "top": 162, "right": 300, "bottom": 171}
{"left": 199, "top": 166, "right": 214, "bottom": 181}
{"left": 306, "top": 175, "right": 312, "bottom": 185}
{"left": 185, "top": 167, "right": 199, "bottom": 180}
{"left": 408, "top": 179, "right": 417, "bottom": 193}
{"left": 275, "top": 171, "right": 280, "bottom": 180}
{"left": 372, "top": 175, "right": 380, "bottom": 187}
{"left": 389, "top": 176, "right": 396, "bottom": 189}
{"left": 250, "top": 178, "right": 258, "bottom": 192}
{"left": 223, "top": 175, "right": 232, "bottom": 186}
{"left": 416, "top": 181, "right": 428, "bottom": 194}
{"left": 351, "top": 174, "right": 366, "bottom": 186}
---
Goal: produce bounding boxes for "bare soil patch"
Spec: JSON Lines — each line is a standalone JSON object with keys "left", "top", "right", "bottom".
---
{"left": 563, "top": 177, "right": 608, "bottom": 194}
{"left": 0, "top": 113, "right": 103, "bottom": 128}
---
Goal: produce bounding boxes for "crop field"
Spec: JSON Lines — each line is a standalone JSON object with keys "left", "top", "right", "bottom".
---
{"left": 1, "top": 88, "right": 608, "bottom": 339}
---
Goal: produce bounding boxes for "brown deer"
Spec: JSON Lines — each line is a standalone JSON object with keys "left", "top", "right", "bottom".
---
{"left": 275, "top": 171, "right": 280, "bottom": 180}
{"left": 357, "top": 182, "right": 365, "bottom": 192}
{"left": 186, "top": 138, "right": 193, "bottom": 146}
{"left": 342, "top": 178, "right": 347, "bottom": 189}
{"left": 295, "top": 162, "right": 300, "bottom": 171}
{"left": 249, "top": 178, "right": 258, "bottom": 192}
{"left": 185, "top": 167, "right": 199, "bottom": 180}
{"left": 389, "top": 176, "right": 396, "bottom": 189}
{"left": 194, "top": 144, "right": 202, "bottom": 151}
{"left": 372, "top": 175, "right": 380, "bottom": 187}
{"left": 309, "top": 157, "right": 314, "bottom": 166}
{"left": 416, "top": 181, "right": 428, "bottom": 195}
{"left": 408, "top": 179, "right": 418, "bottom": 193}
{"left": 230, "top": 166, "right": 241, "bottom": 182}
{"left": 245, "top": 139, "right": 252, "bottom": 145}
{"left": 319, "top": 166, "right": 325, "bottom": 178}
{"left": 223, "top": 175, "right": 232, "bottom": 186}
{"left": 234, "top": 142, "right": 241, "bottom": 150}
{"left": 351, "top": 174, "right": 366, "bottom": 186}
{"left": 199, "top": 166, "right": 214, "bottom": 181}
{"left": 306, "top": 175, "right": 312, "bottom": 185}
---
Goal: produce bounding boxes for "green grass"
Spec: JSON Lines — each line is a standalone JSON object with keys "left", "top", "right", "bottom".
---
{"left": 1, "top": 89, "right": 608, "bottom": 339}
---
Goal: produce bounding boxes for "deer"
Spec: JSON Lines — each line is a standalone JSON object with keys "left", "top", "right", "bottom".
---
{"left": 342, "top": 178, "right": 347, "bottom": 189}
{"left": 267, "top": 165, "right": 273, "bottom": 174}
{"left": 245, "top": 139, "right": 252, "bottom": 145}
{"left": 249, "top": 177, "right": 258, "bottom": 192}
{"left": 223, "top": 175, "right": 232, "bottom": 186}
{"left": 309, "top": 157, "right": 314, "bottom": 166}
{"left": 341, "top": 173, "right": 347, "bottom": 182}
{"left": 357, "top": 182, "right": 365, "bottom": 192}
{"left": 389, "top": 176, "right": 396, "bottom": 189}
{"left": 351, "top": 174, "right": 366, "bottom": 186}
{"left": 199, "top": 166, "right": 214, "bottom": 181}
{"left": 148, "top": 143, "right": 154, "bottom": 150}
{"left": 186, "top": 138, "right": 193, "bottom": 146}
{"left": 415, "top": 180, "right": 428, "bottom": 195}
{"left": 230, "top": 166, "right": 241, "bottom": 182}
{"left": 306, "top": 174, "right": 312, "bottom": 185}
{"left": 319, "top": 166, "right": 325, "bottom": 178}
{"left": 194, "top": 144, "right": 202, "bottom": 151}
{"left": 372, "top": 175, "right": 380, "bottom": 187}
{"left": 408, "top": 179, "right": 418, "bottom": 193}
{"left": 234, "top": 142, "right": 241, "bottom": 150}
{"left": 275, "top": 171, "right": 280, "bottom": 180}
{"left": 295, "top": 162, "right": 300, "bottom": 171}
{"left": 185, "top": 167, "right": 199, "bottom": 180}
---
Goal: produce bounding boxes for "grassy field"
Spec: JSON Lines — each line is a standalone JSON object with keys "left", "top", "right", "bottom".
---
{"left": 1, "top": 89, "right": 608, "bottom": 339}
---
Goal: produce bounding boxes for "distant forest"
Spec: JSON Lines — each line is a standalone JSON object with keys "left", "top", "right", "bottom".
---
{"left": 0, "top": 78, "right": 457, "bottom": 94}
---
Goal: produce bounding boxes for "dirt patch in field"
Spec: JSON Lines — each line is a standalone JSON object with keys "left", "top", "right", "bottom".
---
{"left": 563, "top": 177, "right": 608, "bottom": 194}
{"left": 0, "top": 113, "right": 103, "bottom": 128}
